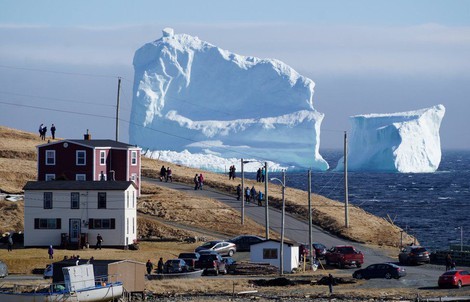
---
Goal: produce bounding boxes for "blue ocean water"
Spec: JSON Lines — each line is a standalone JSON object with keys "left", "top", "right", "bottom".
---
{"left": 262, "top": 150, "right": 470, "bottom": 251}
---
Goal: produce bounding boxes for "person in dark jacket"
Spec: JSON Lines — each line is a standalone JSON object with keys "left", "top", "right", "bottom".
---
{"left": 96, "top": 234, "right": 103, "bottom": 250}
{"left": 50, "top": 124, "right": 56, "bottom": 139}
{"left": 157, "top": 257, "right": 164, "bottom": 274}
{"left": 48, "top": 245, "right": 54, "bottom": 259}
{"left": 328, "top": 273, "right": 335, "bottom": 294}
{"left": 236, "top": 184, "right": 241, "bottom": 200}
{"left": 146, "top": 259, "right": 153, "bottom": 275}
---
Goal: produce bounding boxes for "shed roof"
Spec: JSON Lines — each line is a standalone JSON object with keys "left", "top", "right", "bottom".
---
{"left": 251, "top": 239, "right": 299, "bottom": 247}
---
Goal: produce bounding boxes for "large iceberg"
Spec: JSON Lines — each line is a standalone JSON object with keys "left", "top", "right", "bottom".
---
{"left": 335, "top": 105, "right": 445, "bottom": 173}
{"left": 129, "top": 28, "right": 328, "bottom": 171}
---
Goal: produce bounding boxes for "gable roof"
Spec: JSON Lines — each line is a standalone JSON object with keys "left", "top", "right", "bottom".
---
{"left": 37, "top": 139, "right": 140, "bottom": 150}
{"left": 23, "top": 181, "right": 137, "bottom": 191}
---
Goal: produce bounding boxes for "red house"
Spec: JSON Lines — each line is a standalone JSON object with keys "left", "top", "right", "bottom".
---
{"left": 37, "top": 138, "right": 141, "bottom": 196}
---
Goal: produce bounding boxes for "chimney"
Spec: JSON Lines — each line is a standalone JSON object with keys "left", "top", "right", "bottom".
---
{"left": 108, "top": 170, "right": 115, "bottom": 181}
{"left": 84, "top": 129, "right": 91, "bottom": 140}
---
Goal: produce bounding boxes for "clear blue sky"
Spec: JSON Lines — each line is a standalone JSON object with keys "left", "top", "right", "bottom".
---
{"left": 1, "top": 0, "right": 469, "bottom": 149}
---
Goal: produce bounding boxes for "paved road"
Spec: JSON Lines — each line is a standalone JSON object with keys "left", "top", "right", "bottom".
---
{"left": 145, "top": 177, "right": 454, "bottom": 289}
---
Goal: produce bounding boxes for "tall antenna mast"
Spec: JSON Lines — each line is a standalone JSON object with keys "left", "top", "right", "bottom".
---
{"left": 115, "top": 77, "right": 121, "bottom": 142}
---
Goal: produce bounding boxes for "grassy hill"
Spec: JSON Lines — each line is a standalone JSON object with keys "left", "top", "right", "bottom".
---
{"left": 0, "top": 125, "right": 415, "bottom": 248}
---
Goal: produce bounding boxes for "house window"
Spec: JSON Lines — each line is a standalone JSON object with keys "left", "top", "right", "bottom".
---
{"left": 126, "top": 191, "right": 129, "bottom": 208}
{"left": 44, "top": 192, "right": 53, "bottom": 209}
{"left": 34, "top": 218, "right": 61, "bottom": 229}
{"left": 45, "top": 150, "right": 55, "bottom": 165}
{"left": 76, "top": 150, "right": 86, "bottom": 165}
{"left": 132, "top": 191, "right": 135, "bottom": 208}
{"left": 76, "top": 174, "right": 86, "bottom": 181}
{"left": 71, "top": 192, "right": 80, "bottom": 209}
{"left": 131, "top": 173, "right": 137, "bottom": 182}
{"left": 263, "top": 248, "right": 278, "bottom": 259}
{"left": 45, "top": 174, "right": 55, "bottom": 181}
{"left": 131, "top": 151, "right": 137, "bottom": 165}
{"left": 100, "top": 150, "right": 106, "bottom": 165}
{"left": 88, "top": 218, "right": 115, "bottom": 229}
{"left": 97, "top": 192, "right": 106, "bottom": 209}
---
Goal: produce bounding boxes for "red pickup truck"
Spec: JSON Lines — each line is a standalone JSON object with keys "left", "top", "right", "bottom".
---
{"left": 325, "top": 245, "right": 364, "bottom": 268}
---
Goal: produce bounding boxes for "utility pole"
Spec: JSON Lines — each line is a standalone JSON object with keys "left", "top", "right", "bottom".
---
{"left": 308, "top": 169, "right": 314, "bottom": 268}
{"left": 264, "top": 161, "right": 269, "bottom": 240}
{"left": 344, "top": 131, "right": 349, "bottom": 228}
{"left": 241, "top": 158, "right": 245, "bottom": 225}
{"left": 115, "top": 77, "right": 121, "bottom": 142}
{"left": 280, "top": 170, "right": 286, "bottom": 275}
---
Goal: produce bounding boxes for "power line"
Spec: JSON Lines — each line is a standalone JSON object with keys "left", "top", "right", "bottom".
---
{"left": 0, "top": 64, "right": 120, "bottom": 79}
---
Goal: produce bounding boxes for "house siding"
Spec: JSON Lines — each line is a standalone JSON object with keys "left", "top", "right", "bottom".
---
{"left": 24, "top": 183, "right": 137, "bottom": 248}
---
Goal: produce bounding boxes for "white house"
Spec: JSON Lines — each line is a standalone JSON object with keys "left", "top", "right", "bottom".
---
{"left": 250, "top": 239, "right": 300, "bottom": 273}
{"left": 23, "top": 180, "right": 137, "bottom": 248}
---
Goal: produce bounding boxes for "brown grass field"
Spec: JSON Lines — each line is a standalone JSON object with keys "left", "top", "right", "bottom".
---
{"left": 1, "top": 125, "right": 457, "bottom": 300}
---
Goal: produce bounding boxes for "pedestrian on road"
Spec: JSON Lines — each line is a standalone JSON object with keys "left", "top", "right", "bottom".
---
{"left": 194, "top": 174, "right": 199, "bottom": 190}
{"left": 146, "top": 259, "right": 153, "bottom": 275}
{"left": 236, "top": 184, "right": 241, "bottom": 201}
{"left": 166, "top": 167, "right": 172, "bottom": 182}
{"left": 198, "top": 173, "right": 204, "bottom": 190}
{"left": 159, "top": 166, "right": 167, "bottom": 182}
{"left": 157, "top": 257, "right": 164, "bottom": 274}
{"left": 7, "top": 235, "right": 13, "bottom": 252}
{"left": 250, "top": 186, "right": 257, "bottom": 203}
{"left": 257, "top": 190, "right": 263, "bottom": 206}
{"left": 445, "top": 253, "right": 453, "bottom": 271}
{"left": 48, "top": 245, "right": 54, "bottom": 259}
{"left": 245, "top": 187, "right": 250, "bottom": 203}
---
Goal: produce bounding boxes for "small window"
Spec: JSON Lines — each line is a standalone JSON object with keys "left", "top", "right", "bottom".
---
{"left": 44, "top": 192, "right": 53, "bottom": 209}
{"left": 100, "top": 150, "right": 106, "bottom": 165}
{"left": 98, "top": 192, "right": 106, "bottom": 209}
{"left": 131, "top": 173, "right": 137, "bottom": 182}
{"left": 88, "top": 218, "right": 115, "bottom": 229}
{"left": 76, "top": 174, "right": 86, "bottom": 181}
{"left": 263, "top": 248, "right": 278, "bottom": 259}
{"left": 71, "top": 192, "right": 80, "bottom": 209}
{"left": 131, "top": 151, "right": 137, "bottom": 165}
{"left": 45, "top": 174, "right": 55, "bottom": 181}
{"left": 76, "top": 150, "right": 86, "bottom": 165}
{"left": 45, "top": 150, "right": 55, "bottom": 165}
{"left": 34, "top": 218, "right": 61, "bottom": 229}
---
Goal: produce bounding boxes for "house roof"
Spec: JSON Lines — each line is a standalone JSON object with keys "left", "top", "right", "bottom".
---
{"left": 23, "top": 181, "right": 136, "bottom": 191}
{"left": 37, "top": 139, "right": 140, "bottom": 150}
{"left": 251, "top": 239, "right": 299, "bottom": 247}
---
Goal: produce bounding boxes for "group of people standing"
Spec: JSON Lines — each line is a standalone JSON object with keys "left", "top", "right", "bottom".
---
{"left": 236, "top": 184, "right": 264, "bottom": 206}
{"left": 38, "top": 123, "right": 56, "bottom": 140}
{"left": 228, "top": 165, "right": 236, "bottom": 180}
{"left": 159, "top": 166, "right": 173, "bottom": 182}
{"left": 194, "top": 173, "right": 204, "bottom": 190}
{"left": 146, "top": 257, "right": 164, "bottom": 275}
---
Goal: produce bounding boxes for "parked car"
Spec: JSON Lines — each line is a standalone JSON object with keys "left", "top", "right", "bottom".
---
{"left": 228, "top": 235, "right": 264, "bottom": 252}
{"left": 195, "top": 253, "right": 226, "bottom": 275}
{"left": 43, "top": 264, "right": 52, "bottom": 279}
{"left": 195, "top": 240, "right": 236, "bottom": 256}
{"left": 164, "top": 259, "right": 189, "bottom": 274}
{"left": 177, "top": 252, "right": 200, "bottom": 269}
{"left": 398, "top": 246, "right": 430, "bottom": 265}
{"left": 0, "top": 260, "right": 8, "bottom": 278}
{"left": 325, "top": 245, "right": 364, "bottom": 268}
{"left": 222, "top": 257, "right": 237, "bottom": 274}
{"left": 438, "top": 270, "right": 470, "bottom": 288}
{"left": 353, "top": 263, "right": 406, "bottom": 280}
{"left": 299, "top": 242, "right": 328, "bottom": 260}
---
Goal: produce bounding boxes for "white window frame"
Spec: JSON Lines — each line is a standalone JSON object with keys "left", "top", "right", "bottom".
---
{"left": 100, "top": 150, "right": 106, "bottom": 165}
{"left": 45, "top": 150, "right": 56, "bottom": 165}
{"left": 45, "top": 174, "right": 55, "bottom": 181}
{"left": 131, "top": 151, "right": 137, "bottom": 165}
{"left": 76, "top": 174, "right": 86, "bottom": 181}
{"left": 76, "top": 150, "right": 86, "bottom": 165}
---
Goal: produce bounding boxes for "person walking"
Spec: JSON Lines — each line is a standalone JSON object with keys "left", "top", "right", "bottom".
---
{"left": 245, "top": 187, "right": 250, "bottom": 203}
{"left": 261, "top": 167, "right": 266, "bottom": 182}
{"left": 7, "top": 235, "right": 13, "bottom": 252}
{"left": 157, "top": 257, "right": 164, "bottom": 274}
{"left": 146, "top": 259, "right": 154, "bottom": 275}
{"left": 159, "top": 166, "right": 167, "bottom": 182}
{"left": 256, "top": 168, "right": 262, "bottom": 182}
{"left": 38, "top": 123, "right": 44, "bottom": 138}
{"left": 250, "top": 186, "right": 257, "bottom": 203}
{"left": 194, "top": 174, "right": 199, "bottom": 190}
{"left": 166, "top": 167, "right": 172, "bottom": 182}
{"left": 50, "top": 124, "right": 56, "bottom": 139}
{"left": 96, "top": 234, "right": 103, "bottom": 250}
{"left": 445, "top": 253, "right": 453, "bottom": 271}
{"left": 236, "top": 184, "right": 241, "bottom": 201}
{"left": 328, "top": 273, "right": 335, "bottom": 294}
{"left": 198, "top": 173, "right": 204, "bottom": 190}
{"left": 48, "top": 245, "right": 54, "bottom": 259}
{"left": 257, "top": 190, "right": 264, "bottom": 206}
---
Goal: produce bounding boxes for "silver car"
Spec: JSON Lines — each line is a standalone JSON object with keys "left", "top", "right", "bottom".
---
{"left": 195, "top": 241, "right": 236, "bottom": 256}
{"left": 0, "top": 260, "right": 8, "bottom": 278}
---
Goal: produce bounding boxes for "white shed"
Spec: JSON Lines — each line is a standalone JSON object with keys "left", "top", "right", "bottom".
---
{"left": 250, "top": 239, "right": 299, "bottom": 273}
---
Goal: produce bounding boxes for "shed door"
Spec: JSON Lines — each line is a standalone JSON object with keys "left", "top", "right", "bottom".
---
{"left": 69, "top": 219, "right": 81, "bottom": 243}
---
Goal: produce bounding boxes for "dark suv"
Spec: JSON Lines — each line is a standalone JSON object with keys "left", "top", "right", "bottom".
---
{"left": 299, "top": 242, "right": 327, "bottom": 260}
{"left": 398, "top": 246, "right": 430, "bottom": 265}
{"left": 178, "top": 252, "right": 200, "bottom": 269}
{"left": 195, "top": 253, "right": 226, "bottom": 275}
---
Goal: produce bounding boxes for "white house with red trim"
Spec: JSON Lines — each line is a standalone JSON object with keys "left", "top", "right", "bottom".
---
{"left": 23, "top": 180, "right": 137, "bottom": 248}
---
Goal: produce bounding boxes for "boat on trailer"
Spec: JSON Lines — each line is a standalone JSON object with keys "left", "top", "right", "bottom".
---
{"left": 0, "top": 264, "right": 123, "bottom": 302}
